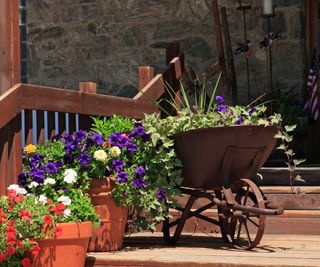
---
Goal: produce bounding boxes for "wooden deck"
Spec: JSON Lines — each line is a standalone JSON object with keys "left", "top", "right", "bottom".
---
{"left": 86, "top": 233, "right": 320, "bottom": 267}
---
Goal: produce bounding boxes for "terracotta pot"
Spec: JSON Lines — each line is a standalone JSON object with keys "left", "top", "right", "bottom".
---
{"left": 87, "top": 177, "right": 128, "bottom": 252}
{"left": 30, "top": 221, "right": 92, "bottom": 267}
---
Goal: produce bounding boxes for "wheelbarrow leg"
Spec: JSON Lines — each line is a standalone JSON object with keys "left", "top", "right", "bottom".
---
{"left": 163, "top": 194, "right": 197, "bottom": 245}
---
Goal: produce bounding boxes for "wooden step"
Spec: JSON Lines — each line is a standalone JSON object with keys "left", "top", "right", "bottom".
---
{"left": 86, "top": 233, "right": 320, "bottom": 267}
{"left": 174, "top": 186, "right": 320, "bottom": 210}
{"left": 257, "top": 167, "right": 320, "bottom": 185}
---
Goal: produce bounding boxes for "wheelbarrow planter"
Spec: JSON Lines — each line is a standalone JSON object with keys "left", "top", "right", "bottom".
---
{"left": 162, "top": 125, "right": 284, "bottom": 250}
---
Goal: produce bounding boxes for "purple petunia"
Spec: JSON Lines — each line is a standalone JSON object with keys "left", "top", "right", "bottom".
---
{"left": 51, "top": 134, "right": 62, "bottom": 141}
{"left": 65, "top": 141, "right": 77, "bottom": 153}
{"left": 215, "top": 95, "right": 225, "bottom": 104}
{"left": 63, "top": 134, "right": 74, "bottom": 143}
{"left": 127, "top": 142, "right": 137, "bottom": 154}
{"left": 215, "top": 104, "right": 228, "bottom": 113}
{"left": 45, "top": 161, "right": 58, "bottom": 174}
{"left": 17, "top": 172, "right": 28, "bottom": 186}
{"left": 30, "top": 154, "right": 43, "bottom": 168}
{"left": 235, "top": 115, "right": 244, "bottom": 125}
{"left": 91, "top": 132, "right": 104, "bottom": 146}
{"left": 112, "top": 159, "right": 125, "bottom": 172}
{"left": 74, "top": 130, "right": 87, "bottom": 142}
{"left": 133, "top": 177, "right": 146, "bottom": 189}
{"left": 134, "top": 165, "right": 146, "bottom": 178}
{"left": 156, "top": 188, "right": 167, "bottom": 202}
{"left": 109, "top": 132, "right": 129, "bottom": 148}
{"left": 55, "top": 161, "right": 63, "bottom": 168}
{"left": 141, "top": 133, "right": 151, "bottom": 143}
{"left": 30, "top": 167, "right": 45, "bottom": 184}
{"left": 134, "top": 122, "right": 145, "bottom": 136}
{"left": 117, "top": 171, "right": 128, "bottom": 183}
{"left": 86, "top": 137, "right": 95, "bottom": 148}
{"left": 64, "top": 153, "right": 74, "bottom": 164}
{"left": 78, "top": 152, "right": 91, "bottom": 165}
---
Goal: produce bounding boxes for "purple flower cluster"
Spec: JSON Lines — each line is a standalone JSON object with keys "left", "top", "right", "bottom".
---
{"left": 156, "top": 188, "right": 167, "bottom": 202}
{"left": 133, "top": 165, "right": 146, "bottom": 189}
{"left": 20, "top": 130, "right": 106, "bottom": 188}
{"left": 235, "top": 115, "right": 244, "bottom": 125}
{"left": 215, "top": 96, "right": 228, "bottom": 113}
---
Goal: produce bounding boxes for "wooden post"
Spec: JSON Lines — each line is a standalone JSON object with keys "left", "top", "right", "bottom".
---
{"left": 79, "top": 82, "right": 97, "bottom": 93}
{"left": 138, "top": 67, "right": 154, "bottom": 90}
{"left": 166, "top": 42, "right": 180, "bottom": 65}
{"left": 0, "top": 0, "right": 20, "bottom": 94}
{"left": 212, "top": 0, "right": 230, "bottom": 103}
{"left": 221, "top": 7, "right": 238, "bottom": 105}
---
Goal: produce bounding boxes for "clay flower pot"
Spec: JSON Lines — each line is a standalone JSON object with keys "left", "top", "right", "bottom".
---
{"left": 30, "top": 221, "right": 92, "bottom": 267}
{"left": 87, "top": 177, "right": 128, "bottom": 252}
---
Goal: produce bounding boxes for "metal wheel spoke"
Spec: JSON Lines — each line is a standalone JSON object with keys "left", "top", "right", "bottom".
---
{"left": 247, "top": 217, "right": 259, "bottom": 228}
{"left": 236, "top": 221, "right": 243, "bottom": 241}
{"left": 244, "top": 223, "right": 251, "bottom": 244}
{"left": 243, "top": 186, "right": 250, "bottom": 205}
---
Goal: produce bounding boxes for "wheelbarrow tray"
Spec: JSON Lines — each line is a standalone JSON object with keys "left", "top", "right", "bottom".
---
{"left": 172, "top": 125, "right": 278, "bottom": 188}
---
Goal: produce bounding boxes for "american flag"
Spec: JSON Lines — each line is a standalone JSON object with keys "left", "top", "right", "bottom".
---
{"left": 304, "top": 48, "right": 319, "bottom": 120}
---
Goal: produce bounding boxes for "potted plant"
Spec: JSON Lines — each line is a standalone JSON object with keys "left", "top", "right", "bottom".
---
{"left": 17, "top": 143, "right": 98, "bottom": 265}
{"left": 0, "top": 184, "right": 91, "bottom": 267}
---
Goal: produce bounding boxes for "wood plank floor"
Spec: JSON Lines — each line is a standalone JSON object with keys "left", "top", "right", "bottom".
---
{"left": 86, "top": 233, "right": 320, "bottom": 267}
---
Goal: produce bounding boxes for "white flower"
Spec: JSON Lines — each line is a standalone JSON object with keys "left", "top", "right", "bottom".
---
{"left": 94, "top": 149, "right": 107, "bottom": 161}
{"left": 28, "top": 181, "right": 39, "bottom": 188}
{"left": 44, "top": 178, "right": 56, "bottom": 185}
{"left": 64, "top": 208, "right": 71, "bottom": 217}
{"left": 110, "top": 146, "right": 121, "bottom": 157}
{"left": 57, "top": 195, "right": 71, "bottom": 206}
{"left": 35, "top": 195, "right": 48, "bottom": 205}
{"left": 63, "top": 169, "right": 77, "bottom": 184}
{"left": 7, "top": 184, "right": 27, "bottom": 195}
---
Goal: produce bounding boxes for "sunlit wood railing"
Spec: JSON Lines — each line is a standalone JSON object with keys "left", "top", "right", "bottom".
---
{"left": 0, "top": 43, "right": 185, "bottom": 194}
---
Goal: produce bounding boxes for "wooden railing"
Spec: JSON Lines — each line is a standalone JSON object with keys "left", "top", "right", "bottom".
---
{"left": 0, "top": 44, "right": 185, "bottom": 195}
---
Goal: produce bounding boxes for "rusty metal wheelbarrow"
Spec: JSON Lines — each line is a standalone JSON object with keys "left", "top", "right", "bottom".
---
{"left": 162, "top": 125, "right": 284, "bottom": 250}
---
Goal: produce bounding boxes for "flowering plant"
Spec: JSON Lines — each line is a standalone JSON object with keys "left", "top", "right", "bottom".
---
{"left": 18, "top": 115, "right": 181, "bottom": 232}
{"left": 0, "top": 185, "right": 68, "bottom": 267}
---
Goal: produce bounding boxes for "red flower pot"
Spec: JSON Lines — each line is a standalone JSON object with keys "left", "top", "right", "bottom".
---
{"left": 30, "top": 221, "right": 92, "bottom": 267}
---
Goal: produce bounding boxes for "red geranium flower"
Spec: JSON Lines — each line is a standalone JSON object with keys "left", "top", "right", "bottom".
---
{"left": 55, "top": 203, "right": 66, "bottom": 215}
{"left": 19, "top": 209, "right": 32, "bottom": 221}
{"left": 7, "top": 205, "right": 14, "bottom": 211}
{"left": 6, "top": 246, "right": 15, "bottom": 256}
{"left": 14, "top": 195, "right": 24, "bottom": 203}
{"left": 30, "top": 244, "right": 41, "bottom": 256}
{"left": 0, "top": 253, "right": 6, "bottom": 262}
{"left": 43, "top": 215, "right": 52, "bottom": 225}
{"left": 21, "top": 257, "right": 32, "bottom": 267}
{"left": 16, "top": 240, "right": 23, "bottom": 248}
{"left": 55, "top": 226, "right": 63, "bottom": 237}
{"left": 7, "top": 235, "right": 16, "bottom": 245}
{"left": 5, "top": 225, "right": 16, "bottom": 238}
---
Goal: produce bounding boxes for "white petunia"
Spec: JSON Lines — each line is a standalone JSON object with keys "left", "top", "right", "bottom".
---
{"left": 57, "top": 195, "right": 71, "bottom": 206}
{"left": 44, "top": 178, "right": 56, "bottom": 185}
{"left": 109, "top": 146, "right": 121, "bottom": 157}
{"left": 64, "top": 208, "right": 71, "bottom": 217}
{"left": 7, "top": 184, "right": 27, "bottom": 195}
{"left": 28, "top": 181, "right": 39, "bottom": 188}
{"left": 35, "top": 195, "right": 48, "bottom": 205}
{"left": 93, "top": 149, "right": 107, "bottom": 161}
{"left": 63, "top": 169, "right": 77, "bottom": 184}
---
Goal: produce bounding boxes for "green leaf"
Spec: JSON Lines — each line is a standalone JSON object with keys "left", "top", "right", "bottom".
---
{"left": 151, "top": 133, "right": 161, "bottom": 146}
{"left": 276, "top": 144, "right": 286, "bottom": 150}
{"left": 294, "top": 175, "right": 305, "bottom": 182}
{"left": 293, "top": 159, "right": 306, "bottom": 166}
{"left": 285, "top": 125, "right": 297, "bottom": 132}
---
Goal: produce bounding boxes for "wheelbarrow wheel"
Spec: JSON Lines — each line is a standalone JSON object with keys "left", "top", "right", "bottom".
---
{"left": 220, "top": 178, "right": 266, "bottom": 250}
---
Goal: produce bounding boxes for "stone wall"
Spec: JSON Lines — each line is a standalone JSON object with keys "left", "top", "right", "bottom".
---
{"left": 27, "top": 0, "right": 304, "bottom": 102}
